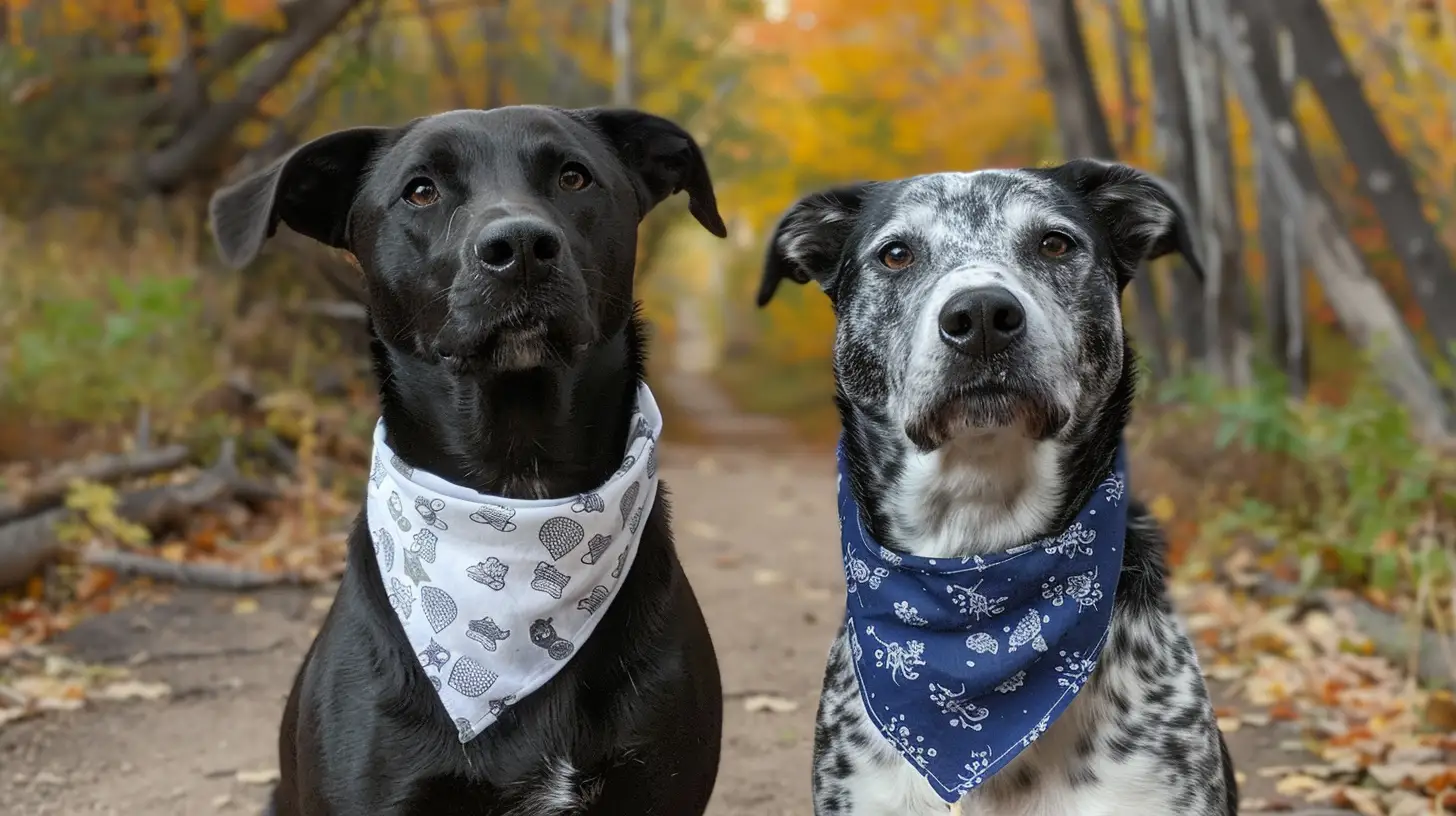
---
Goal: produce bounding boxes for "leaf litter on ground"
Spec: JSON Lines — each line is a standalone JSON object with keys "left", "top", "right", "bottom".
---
{"left": 1175, "top": 558, "right": 1456, "bottom": 816}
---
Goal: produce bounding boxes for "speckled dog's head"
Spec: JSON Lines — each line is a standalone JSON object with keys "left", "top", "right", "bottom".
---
{"left": 759, "top": 160, "right": 1202, "bottom": 556}
{"left": 759, "top": 160, "right": 1200, "bottom": 452}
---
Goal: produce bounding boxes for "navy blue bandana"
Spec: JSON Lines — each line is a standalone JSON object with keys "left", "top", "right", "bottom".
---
{"left": 837, "top": 442, "right": 1129, "bottom": 803}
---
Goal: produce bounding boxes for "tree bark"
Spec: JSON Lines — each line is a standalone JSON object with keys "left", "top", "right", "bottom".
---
{"left": 1208, "top": 0, "right": 1454, "bottom": 440}
{"left": 137, "top": 0, "right": 365, "bottom": 194}
{"left": 1028, "top": 0, "right": 1114, "bottom": 160}
{"left": 611, "top": 0, "right": 633, "bottom": 107}
{"left": 1030, "top": 0, "right": 1171, "bottom": 381}
{"left": 1244, "top": 15, "right": 1309, "bottom": 396}
{"left": 1141, "top": 0, "right": 1209, "bottom": 374}
{"left": 1272, "top": 0, "right": 1456, "bottom": 367}
{"left": 414, "top": 0, "right": 468, "bottom": 109}
{"left": 1174, "top": 0, "right": 1254, "bottom": 388}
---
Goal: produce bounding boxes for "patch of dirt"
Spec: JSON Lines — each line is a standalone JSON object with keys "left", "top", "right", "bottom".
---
{"left": 0, "top": 447, "right": 1338, "bottom": 814}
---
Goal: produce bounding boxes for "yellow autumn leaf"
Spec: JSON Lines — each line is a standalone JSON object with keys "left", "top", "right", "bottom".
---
{"left": 1149, "top": 494, "right": 1177, "bottom": 523}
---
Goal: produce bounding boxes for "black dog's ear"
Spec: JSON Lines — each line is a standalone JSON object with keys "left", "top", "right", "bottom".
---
{"left": 757, "top": 183, "right": 876, "bottom": 308}
{"left": 209, "top": 126, "right": 394, "bottom": 269}
{"left": 565, "top": 107, "right": 727, "bottom": 238}
{"left": 1046, "top": 158, "right": 1204, "bottom": 283}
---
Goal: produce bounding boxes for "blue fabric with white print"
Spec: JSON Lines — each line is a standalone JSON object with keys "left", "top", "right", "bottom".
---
{"left": 837, "top": 441, "right": 1129, "bottom": 804}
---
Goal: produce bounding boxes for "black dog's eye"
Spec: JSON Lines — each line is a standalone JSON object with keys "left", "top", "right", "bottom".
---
{"left": 1038, "top": 231, "right": 1075, "bottom": 259}
{"left": 559, "top": 163, "right": 593, "bottom": 192}
{"left": 402, "top": 178, "right": 439, "bottom": 208}
{"left": 878, "top": 241, "right": 915, "bottom": 271}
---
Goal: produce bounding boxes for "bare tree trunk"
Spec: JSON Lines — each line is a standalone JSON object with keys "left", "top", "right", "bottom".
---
{"left": 1142, "top": 0, "right": 1208, "bottom": 375}
{"left": 414, "top": 0, "right": 468, "bottom": 109}
{"left": 1103, "top": 0, "right": 1140, "bottom": 156}
{"left": 1245, "top": 16, "right": 1309, "bottom": 396}
{"left": 1272, "top": 0, "right": 1456, "bottom": 367}
{"left": 611, "top": 0, "right": 632, "bottom": 107}
{"left": 1029, "top": 0, "right": 1171, "bottom": 381}
{"left": 1028, "top": 0, "right": 1113, "bottom": 159}
{"left": 1174, "top": 0, "right": 1253, "bottom": 388}
{"left": 477, "top": 0, "right": 510, "bottom": 109}
{"left": 1209, "top": 0, "right": 1454, "bottom": 440}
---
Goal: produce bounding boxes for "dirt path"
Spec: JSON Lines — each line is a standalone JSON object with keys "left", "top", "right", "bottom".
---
{"left": 0, "top": 446, "right": 1329, "bottom": 815}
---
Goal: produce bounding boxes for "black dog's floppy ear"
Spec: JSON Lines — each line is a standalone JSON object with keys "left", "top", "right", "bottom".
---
{"left": 566, "top": 107, "right": 727, "bottom": 239}
{"left": 209, "top": 126, "right": 393, "bottom": 269}
{"left": 1047, "top": 158, "right": 1205, "bottom": 283}
{"left": 757, "top": 183, "right": 875, "bottom": 308}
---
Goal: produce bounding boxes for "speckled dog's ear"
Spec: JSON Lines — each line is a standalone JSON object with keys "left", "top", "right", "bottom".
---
{"left": 1041, "top": 158, "right": 1204, "bottom": 287}
{"left": 757, "top": 182, "right": 879, "bottom": 307}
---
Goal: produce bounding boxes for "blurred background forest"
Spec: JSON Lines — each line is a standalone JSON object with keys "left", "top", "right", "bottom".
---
{"left": 4, "top": 1, "right": 1456, "bottom": 808}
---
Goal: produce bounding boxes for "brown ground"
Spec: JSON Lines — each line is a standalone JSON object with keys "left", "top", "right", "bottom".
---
{"left": 0, "top": 443, "right": 1329, "bottom": 815}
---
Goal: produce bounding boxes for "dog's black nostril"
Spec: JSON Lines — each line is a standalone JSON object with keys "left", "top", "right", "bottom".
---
{"left": 479, "top": 239, "right": 515, "bottom": 269}
{"left": 938, "top": 305, "right": 975, "bottom": 338}
{"left": 992, "top": 303, "right": 1024, "bottom": 334}
{"left": 533, "top": 234, "right": 561, "bottom": 262}
{"left": 939, "top": 286, "right": 1026, "bottom": 357}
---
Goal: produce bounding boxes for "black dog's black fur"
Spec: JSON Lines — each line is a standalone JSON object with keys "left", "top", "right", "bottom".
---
{"left": 211, "top": 106, "right": 726, "bottom": 816}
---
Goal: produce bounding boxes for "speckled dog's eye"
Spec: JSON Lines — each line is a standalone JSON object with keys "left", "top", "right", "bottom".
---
{"left": 1038, "top": 231, "right": 1074, "bottom": 259}
{"left": 878, "top": 241, "right": 915, "bottom": 270}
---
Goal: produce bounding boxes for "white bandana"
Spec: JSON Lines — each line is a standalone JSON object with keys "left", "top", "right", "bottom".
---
{"left": 365, "top": 383, "right": 663, "bottom": 743}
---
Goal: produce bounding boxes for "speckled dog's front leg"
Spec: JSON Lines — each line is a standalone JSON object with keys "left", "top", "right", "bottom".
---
{"left": 811, "top": 632, "right": 949, "bottom": 816}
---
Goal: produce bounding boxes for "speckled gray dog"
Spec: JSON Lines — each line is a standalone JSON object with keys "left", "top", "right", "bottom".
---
{"left": 757, "top": 159, "right": 1237, "bottom": 816}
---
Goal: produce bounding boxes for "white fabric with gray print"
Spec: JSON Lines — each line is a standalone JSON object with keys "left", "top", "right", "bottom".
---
{"left": 365, "top": 383, "right": 662, "bottom": 743}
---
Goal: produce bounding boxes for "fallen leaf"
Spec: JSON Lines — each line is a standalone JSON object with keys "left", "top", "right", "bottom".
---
{"left": 1149, "top": 494, "right": 1176, "bottom": 523}
{"left": 684, "top": 521, "right": 723, "bottom": 541}
{"left": 1274, "top": 774, "right": 1322, "bottom": 796}
{"left": 1425, "top": 692, "right": 1456, "bottom": 731}
{"left": 93, "top": 680, "right": 171, "bottom": 702}
{"left": 235, "top": 768, "right": 281, "bottom": 786}
{"left": 743, "top": 694, "right": 800, "bottom": 714}
{"left": 233, "top": 597, "right": 259, "bottom": 616}
{"left": 752, "top": 569, "right": 784, "bottom": 587}
{"left": 1217, "top": 715, "right": 1242, "bottom": 733}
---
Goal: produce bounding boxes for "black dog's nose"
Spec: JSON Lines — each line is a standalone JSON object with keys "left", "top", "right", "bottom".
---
{"left": 938, "top": 286, "right": 1026, "bottom": 357}
{"left": 474, "top": 217, "right": 563, "bottom": 279}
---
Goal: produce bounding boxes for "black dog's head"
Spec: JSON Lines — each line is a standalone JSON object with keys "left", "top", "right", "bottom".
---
{"left": 759, "top": 160, "right": 1201, "bottom": 554}
{"left": 211, "top": 106, "right": 725, "bottom": 497}
{"left": 212, "top": 106, "right": 725, "bottom": 376}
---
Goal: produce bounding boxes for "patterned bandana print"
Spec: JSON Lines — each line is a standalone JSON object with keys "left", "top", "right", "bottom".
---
{"left": 837, "top": 441, "right": 1129, "bottom": 804}
{"left": 366, "top": 383, "right": 663, "bottom": 743}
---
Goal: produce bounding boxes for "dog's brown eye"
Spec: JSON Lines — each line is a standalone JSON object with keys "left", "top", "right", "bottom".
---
{"left": 1039, "top": 232, "right": 1074, "bottom": 258}
{"left": 878, "top": 242, "right": 914, "bottom": 270}
{"left": 559, "top": 163, "right": 593, "bottom": 191}
{"left": 403, "top": 178, "right": 439, "bottom": 208}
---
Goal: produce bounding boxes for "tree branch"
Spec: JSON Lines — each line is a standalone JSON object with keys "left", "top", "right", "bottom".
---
{"left": 137, "top": 0, "right": 365, "bottom": 194}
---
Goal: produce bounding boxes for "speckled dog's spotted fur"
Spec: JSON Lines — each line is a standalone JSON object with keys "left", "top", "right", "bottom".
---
{"left": 757, "top": 160, "right": 1237, "bottom": 816}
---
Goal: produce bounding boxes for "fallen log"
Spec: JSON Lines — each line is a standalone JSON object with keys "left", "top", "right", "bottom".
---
{"left": 81, "top": 547, "right": 301, "bottom": 591}
{"left": 0, "top": 441, "right": 283, "bottom": 590}
{"left": 0, "top": 445, "right": 191, "bottom": 524}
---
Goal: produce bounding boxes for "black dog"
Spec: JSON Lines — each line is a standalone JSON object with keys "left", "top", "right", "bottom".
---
{"left": 210, "top": 106, "right": 726, "bottom": 815}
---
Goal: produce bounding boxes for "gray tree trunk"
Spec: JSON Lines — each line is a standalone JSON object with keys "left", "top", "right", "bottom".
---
{"left": 611, "top": 0, "right": 633, "bottom": 107}
{"left": 1142, "top": 0, "right": 1209, "bottom": 374}
{"left": 1208, "top": 0, "right": 1454, "bottom": 440}
{"left": 1030, "top": 0, "right": 1171, "bottom": 381}
{"left": 1174, "top": 0, "right": 1254, "bottom": 387}
{"left": 1272, "top": 0, "right": 1456, "bottom": 369}
{"left": 1243, "top": 14, "right": 1309, "bottom": 396}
